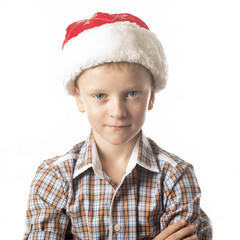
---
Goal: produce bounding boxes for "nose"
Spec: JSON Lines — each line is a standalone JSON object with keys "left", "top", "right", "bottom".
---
{"left": 109, "top": 97, "right": 127, "bottom": 119}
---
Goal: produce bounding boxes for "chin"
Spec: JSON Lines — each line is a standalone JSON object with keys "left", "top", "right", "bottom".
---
{"left": 107, "top": 132, "right": 139, "bottom": 146}
{"left": 107, "top": 137, "right": 130, "bottom": 146}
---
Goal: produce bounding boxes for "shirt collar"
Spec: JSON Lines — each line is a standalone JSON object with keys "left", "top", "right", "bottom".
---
{"left": 73, "top": 130, "right": 159, "bottom": 179}
{"left": 136, "top": 132, "right": 160, "bottom": 173}
{"left": 73, "top": 131, "right": 96, "bottom": 179}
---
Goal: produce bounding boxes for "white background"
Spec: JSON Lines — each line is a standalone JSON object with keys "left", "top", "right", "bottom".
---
{"left": 0, "top": 0, "right": 239, "bottom": 239}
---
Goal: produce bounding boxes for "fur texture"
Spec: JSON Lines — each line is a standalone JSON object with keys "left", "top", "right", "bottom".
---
{"left": 61, "top": 21, "right": 167, "bottom": 96}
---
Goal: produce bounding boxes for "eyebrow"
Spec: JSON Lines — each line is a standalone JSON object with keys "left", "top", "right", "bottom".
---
{"left": 85, "top": 87, "right": 106, "bottom": 93}
{"left": 83, "top": 81, "right": 148, "bottom": 96}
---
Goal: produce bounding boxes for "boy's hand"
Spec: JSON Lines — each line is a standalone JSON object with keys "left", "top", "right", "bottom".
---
{"left": 153, "top": 219, "right": 198, "bottom": 240}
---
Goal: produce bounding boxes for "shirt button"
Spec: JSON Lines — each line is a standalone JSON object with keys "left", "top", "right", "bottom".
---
{"left": 115, "top": 190, "right": 121, "bottom": 198}
{"left": 114, "top": 223, "right": 121, "bottom": 232}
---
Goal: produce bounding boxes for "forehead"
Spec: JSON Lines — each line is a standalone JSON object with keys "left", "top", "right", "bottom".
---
{"left": 76, "top": 62, "right": 152, "bottom": 87}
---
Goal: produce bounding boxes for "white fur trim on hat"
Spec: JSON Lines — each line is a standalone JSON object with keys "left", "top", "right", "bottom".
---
{"left": 61, "top": 21, "right": 167, "bottom": 96}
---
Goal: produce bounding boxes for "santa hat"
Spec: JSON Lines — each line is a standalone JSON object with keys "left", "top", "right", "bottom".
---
{"left": 61, "top": 12, "right": 167, "bottom": 96}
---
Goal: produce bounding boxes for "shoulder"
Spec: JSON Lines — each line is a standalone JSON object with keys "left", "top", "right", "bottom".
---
{"left": 34, "top": 141, "right": 86, "bottom": 184}
{"left": 147, "top": 137, "right": 195, "bottom": 179}
{"left": 26, "top": 142, "right": 86, "bottom": 211}
{"left": 146, "top": 137, "right": 201, "bottom": 196}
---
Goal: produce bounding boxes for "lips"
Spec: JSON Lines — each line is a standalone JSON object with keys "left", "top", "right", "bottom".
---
{"left": 107, "top": 124, "right": 131, "bottom": 130}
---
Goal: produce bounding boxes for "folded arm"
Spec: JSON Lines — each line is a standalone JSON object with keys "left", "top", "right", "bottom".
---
{"left": 24, "top": 160, "right": 71, "bottom": 240}
{"left": 159, "top": 164, "right": 212, "bottom": 239}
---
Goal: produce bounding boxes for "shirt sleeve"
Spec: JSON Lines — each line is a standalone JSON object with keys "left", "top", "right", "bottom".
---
{"left": 160, "top": 164, "right": 212, "bottom": 240}
{"left": 24, "top": 160, "right": 71, "bottom": 240}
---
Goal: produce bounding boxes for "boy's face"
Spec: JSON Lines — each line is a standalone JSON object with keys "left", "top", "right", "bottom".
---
{"left": 75, "top": 63, "right": 155, "bottom": 147}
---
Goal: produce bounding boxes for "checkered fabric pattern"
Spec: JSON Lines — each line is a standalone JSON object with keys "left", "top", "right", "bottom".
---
{"left": 24, "top": 131, "right": 212, "bottom": 239}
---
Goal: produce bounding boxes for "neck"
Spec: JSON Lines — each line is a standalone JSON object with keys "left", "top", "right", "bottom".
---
{"left": 92, "top": 130, "right": 140, "bottom": 164}
{"left": 92, "top": 130, "right": 140, "bottom": 186}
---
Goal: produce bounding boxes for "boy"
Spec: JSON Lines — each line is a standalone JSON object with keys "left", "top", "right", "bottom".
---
{"left": 24, "top": 12, "right": 212, "bottom": 239}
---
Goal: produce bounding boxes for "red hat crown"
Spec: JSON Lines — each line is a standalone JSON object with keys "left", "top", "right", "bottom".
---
{"left": 62, "top": 12, "right": 150, "bottom": 49}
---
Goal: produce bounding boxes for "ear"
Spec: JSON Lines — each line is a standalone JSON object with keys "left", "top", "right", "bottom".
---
{"left": 148, "top": 84, "right": 156, "bottom": 110}
{"left": 75, "top": 88, "right": 86, "bottom": 113}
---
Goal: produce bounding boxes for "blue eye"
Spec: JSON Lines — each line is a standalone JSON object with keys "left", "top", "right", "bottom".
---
{"left": 127, "top": 91, "right": 139, "bottom": 97}
{"left": 95, "top": 94, "right": 105, "bottom": 99}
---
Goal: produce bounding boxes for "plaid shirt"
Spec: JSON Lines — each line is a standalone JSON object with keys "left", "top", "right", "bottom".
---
{"left": 24, "top": 131, "right": 212, "bottom": 239}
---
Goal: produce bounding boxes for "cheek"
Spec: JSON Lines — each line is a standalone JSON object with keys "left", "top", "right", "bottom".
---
{"left": 86, "top": 106, "right": 104, "bottom": 123}
{"left": 129, "top": 101, "right": 148, "bottom": 120}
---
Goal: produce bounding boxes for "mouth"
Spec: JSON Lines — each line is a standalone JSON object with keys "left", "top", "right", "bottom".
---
{"left": 107, "top": 125, "right": 131, "bottom": 130}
